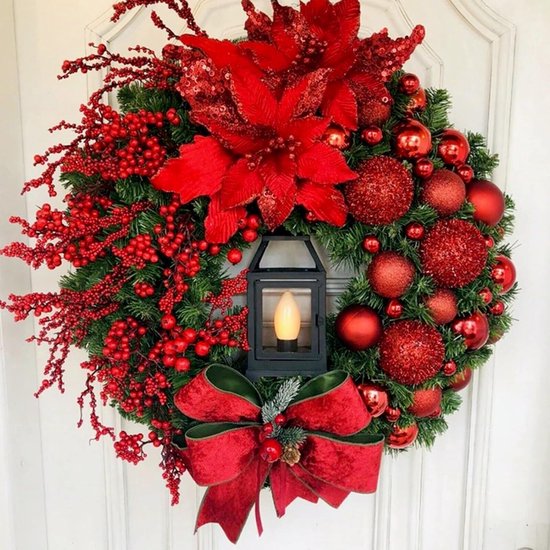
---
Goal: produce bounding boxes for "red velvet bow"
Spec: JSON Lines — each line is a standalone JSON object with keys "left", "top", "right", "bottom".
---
{"left": 174, "top": 365, "right": 384, "bottom": 543}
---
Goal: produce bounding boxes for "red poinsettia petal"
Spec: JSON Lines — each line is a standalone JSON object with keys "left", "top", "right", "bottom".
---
{"left": 200, "top": 119, "right": 266, "bottom": 156}
{"left": 300, "top": 0, "right": 336, "bottom": 35}
{"left": 151, "top": 136, "right": 232, "bottom": 203}
{"left": 204, "top": 195, "right": 246, "bottom": 243}
{"left": 241, "top": 0, "right": 273, "bottom": 41}
{"left": 297, "top": 181, "right": 348, "bottom": 226}
{"left": 238, "top": 41, "right": 291, "bottom": 72}
{"left": 271, "top": 4, "right": 301, "bottom": 60}
{"left": 259, "top": 154, "right": 297, "bottom": 201}
{"left": 327, "top": 0, "right": 360, "bottom": 58}
{"left": 221, "top": 158, "right": 264, "bottom": 209}
{"left": 230, "top": 67, "right": 278, "bottom": 127}
{"left": 297, "top": 142, "right": 357, "bottom": 184}
{"left": 321, "top": 80, "right": 358, "bottom": 130}
{"left": 257, "top": 189, "right": 295, "bottom": 230}
{"left": 284, "top": 117, "right": 329, "bottom": 148}
{"left": 277, "top": 69, "right": 328, "bottom": 123}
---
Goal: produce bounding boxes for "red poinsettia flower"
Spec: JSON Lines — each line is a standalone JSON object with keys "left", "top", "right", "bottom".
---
{"left": 152, "top": 64, "right": 357, "bottom": 243}
{"left": 239, "top": 0, "right": 424, "bottom": 129}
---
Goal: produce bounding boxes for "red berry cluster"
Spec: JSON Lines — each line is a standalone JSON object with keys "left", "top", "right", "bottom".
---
{"left": 102, "top": 318, "right": 147, "bottom": 362}
{"left": 238, "top": 214, "right": 262, "bottom": 243}
{"left": 114, "top": 431, "right": 146, "bottom": 464}
{"left": 134, "top": 282, "right": 155, "bottom": 298}
{"left": 113, "top": 234, "right": 159, "bottom": 268}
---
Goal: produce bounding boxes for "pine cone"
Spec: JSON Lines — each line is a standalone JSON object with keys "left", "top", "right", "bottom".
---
{"left": 281, "top": 444, "right": 301, "bottom": 466}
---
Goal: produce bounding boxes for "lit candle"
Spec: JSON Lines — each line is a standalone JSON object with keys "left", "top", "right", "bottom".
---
{"left": 274, "top": 291, "right": 301, "bottom": 352}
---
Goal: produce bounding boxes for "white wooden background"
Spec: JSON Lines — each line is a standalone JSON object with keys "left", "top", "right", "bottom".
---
{"left": 1, "top": 1, "right": 549, "bottom": 549}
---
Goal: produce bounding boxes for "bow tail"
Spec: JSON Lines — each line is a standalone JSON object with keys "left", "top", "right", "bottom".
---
{"left": 290, "top": 464, "right": 350, "bottom": 508}
{"left": 196, "top": 457, "right": 270, "bottom": 544}
{"left": 270, "top": 462, "right": 319, "bottom": 517}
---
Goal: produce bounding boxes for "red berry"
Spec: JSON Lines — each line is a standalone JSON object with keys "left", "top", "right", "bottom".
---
{"left": 479, "top": 287, "right": 493, "bottom": 305}
{"left": 195, "top": 341, "right": 211, "bottom": 357}
{"left": 246, "top": 215, "right": 262, "bottom": 230}
{"left": 385, "top": 407, "right": 401, "bottom": 422}
{"left": 175, "top": 357, "right": 191, "bottom": 372}
{"left": 183, "top": 328, "right": 197, "bottom": 342}
{"left": 362, "top": 236, "right": 380, "bottom": 254}
{"left": 489, "top": 301, "right": 505, "bottom": 316}
{"left": 259, "top": 439, "right": 283, "bottom": 463}
{"left": 274, "top": 413, "right": 286, "bottom": 426}
{"left": 227, "top": 248, "right": 242, "bottom": 264}
{"left": 161, "top": 314, "right": 176, "bottom": 330}
{"left": 242, "top": 229, "right": 258, "bottom": 243}
{"left": 209, "top": 244, "right": 221, "bottom": 256}
{"left": 262, "top": 423, "right": 274, "bottom": 435}
{"left": 443, "top": 360, "right": 457, "bottom": 376}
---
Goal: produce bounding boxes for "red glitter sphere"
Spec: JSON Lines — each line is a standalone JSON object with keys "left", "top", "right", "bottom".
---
{"left": 408, "top": 387, "right": 442, "bottom": 418}
{"left": 421, "top": 169, "right": 466, "bottom": 216}
{"left": 491, "top": 255, "right": 517, "bottom": 293}
{"left": 394, "top": 120, "right": 432, "bottom": 159}
{"left": 437, "top": 129, "right": 470, "bottom": 166}
{"left": 379, "top": 320, "right": 445, "bottom": 385}
{"left": 424, "top": 289, "right": 458, "bottom": 324}
{"left": 358, "top": 98, "right": 392, "bottom": 127}
{"left": 421, "top": 219, "right": 488, "bottom": 288}
{"left": 344, "top": 156, "right": 414, "bottom": 225}
{"left": 387, "top": 423, "right": 419, "bottom": 449}
{"left": 367, "top": 252, "right": 415, "bottom": 298}
{"left": 335, "top": 305, "right": 383, "bottom": 351}
{"left": 466, "top": 179, "right": 505, "bottom": 226}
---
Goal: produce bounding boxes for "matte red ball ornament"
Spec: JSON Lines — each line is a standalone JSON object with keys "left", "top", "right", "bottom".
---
{"left": 335, "top": 305, "right": 383, "bottom": 351}
{"left": 322, "top": 124, "right": 350, "bottom": 150}
{"left": 456, "top": 163, "right": 474, "bottom": 184}
{"left": 449, "top": 368, "right": 472, "bottom": 391}
{"left": 424, "top": 289, "right": 458, "bottom": 324}
{"left": 408, "top": 387, "right": 442, "bottom": 418}
{"left": 379, "top": 320, "right": 445, "bottom": 385}
{"left": 451, "top": 311, "right": 489, "bottom": 350}
{"left": 466, "top": 179, "right": 505, "bottom": 226}
{"left": 399, "top": 73, "right": 420, "bottom": 95}
{"left": 421, "top": 219, "right": 488, "bottom": 288}
{"left": 491, "top": 255, "right": 516, "bottom": 293}
{"left": 362, "top": 235, "right": 381, "bottom": 254}
{"left": 387, "top": 423, "right": 419, "bottom": 449}
{"left": 361, "top": 125, "right": 383, "bottom": 145}
{"left": 227, "top": 248, "right": 242, "bottom": 264}
{"left": 413, "top": 158, "right": 434, "bottom": 179}
{"left": 385, "top": 299, "right": 404, "bottom": 319}
{"left": 367, "top": 252, "right": 415, "bottom": 298}
{"left": 344, "top": 156, "right": 414, "bottom": 225}
{"left": 394, "top": 120, "right": 432, "bottom": 159}
{"left": 357, "top": 384, "right": 388, "bottom": 417}
{"left": 421, "top": 169, "right": 466, "bottom": 216}
{"left": 260, "top": 439, "right": 283, "bottom": 463}
{"left": 405, "top": 222, "right": 425, "bottom": 240}
{"left": 443, "top": 360, "right": 457, "bottom": 376}
{"left": 437, "top": 129, "right": 470, "bottom": 166}
{"left": 385, "top": 407, "right": 401, "bottom": 423}
{"left": 407, "top": 87, "right": 427, "bottom": 112}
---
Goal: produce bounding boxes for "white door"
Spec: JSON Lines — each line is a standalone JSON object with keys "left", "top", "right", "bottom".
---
{"left": 1, "top": 1, "right": 549, "bottom": 549}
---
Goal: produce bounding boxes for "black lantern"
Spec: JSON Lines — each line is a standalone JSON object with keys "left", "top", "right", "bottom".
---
{"left": 246, "top": 234, "right": 327, "bottom": 380}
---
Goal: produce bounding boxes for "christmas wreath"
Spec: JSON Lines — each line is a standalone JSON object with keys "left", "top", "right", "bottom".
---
{"left": 1, "top": 0, "right": 517, "bottom": 543}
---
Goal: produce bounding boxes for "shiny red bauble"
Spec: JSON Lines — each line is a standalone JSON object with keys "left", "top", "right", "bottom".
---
{"left": 357, "top": 384, "right": 388, "bottom": 417}
{"left": 367, "top": 252, "right": 415, "bottom": 298}
{"left": 456, "top": 163, "right": 474, "bottom": 184}
{"left": 448, "top": 368, "right": 472, "bottom": 391}
{"left": 385, "top": 299, "right": 404, "bottom": 319}
{"left": 407, "top": 87, "right": 427, "bottom": 112}
{"left": 394, "top": 120, "right": 432, "bottom": 159}
{"left": 335, "top": 305, "right": 383, "bottom": 351}
{"left": 399, "top": 73, "right": 420, "bottom": 95}
{"left": 322, "top": 124, "right": 350, "bottom": 150}
{"left": 491, "top": 255, "right": 517, "bottom": 293}
{"left": 437, "top": 129, "right": 470, "bottom": 166}
{"left": 442, "top": 360, "right": 457, "bottom": 376}
{"left": 227, "top": 248, "right": 243, "bottom": 264}
{"left": 413, "top": 158, "right": 434, "bottom": 179}
{"left": 405, "top": 222, "right": 425, "bottom": 240}
{"left": 408, "top": 387, "right": 442, "bottom": 418}
{"left": 424, "top": 289, "right": 458, "bottom": 325}
{"left": 362, "top": 235, "right": 381, "bottom": 254}
{"left": 451, "top": 311, "right": 489, "bottom": 350}
{"left": 385, "top": 407, "right": 401, "bottom": 422}
{"left": 361, "top": 125, "right": 384, "bottom": 145}
{"left": 479, "top": 287, "right": 493, "bottom": 304}
{"left": 421, "top": 169, "right": 466, "bottom": 216}
{"left": 466, "top": 179, "right": 505, "bottom": 226}
{"left": 260, "top": 438, "right": 283, "bottom": 462}
{"left": 490, "top": 301, "right": 505, "bottom": 315}
{"left": 387, "top": 423, "right": 419, "bottom": 449}
{"left": 241, "top": 228, "right": 258, "bottom": 243}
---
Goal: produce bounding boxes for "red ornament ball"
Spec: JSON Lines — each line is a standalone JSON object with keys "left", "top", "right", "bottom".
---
{"left": 394, "top": 120, "right": 432, "bottom": 160}
{"left": 466, "top": 179, "right": 505, "bottom": 226}
{"left": 424, "top": 289, "right": 458, "bottom": 324}
{"left": 367, "top": 252, "right": 415, "bottom": 298}
{"left": 361, "top": 125, "right": 384, "bottom": 145}
{"left": 451, "top": 311, "right": 489, "bottom": 350}
{"left": 408, "top": 387, "right": 442, "bottom": 418}
{"left": 387, "top": 423, "right": 419, "bottom": 449}
{"left": 437, "top": 129, "right": 470, "bottom": 166}
{"left": 227, "top": 248, "right": 242, "bottom": 264}
{"left": 405, "top": 222, "right": 425, "bottom": 240}
{"left": 322, "top": 124, "right": 350, "bottom": 150}
{"left": 421, "top": 169, "right": 466, "bottom": 216}
{"left": 260, "top": 439, "right": 283, "bottom": 463}
{"left": 357, "top": 384, "right": 388, "bottom": 417}
{"left": 399, "top": 73, "right": 420, "bottom": 95}
{"left": 385, "top": 407, "right": 401, "bottom": 422}
{"left": 241, "top": 228, "right": 258, "bottom": 243}
{"left": 335, "top": 305, "right": 383, "bottom": 351}
{"left": 456, "top": 164, "right": 474, "bottom": 184}
{"left": 443, "top": 360, "right": 457, "bottom": 376}
{"left": 385, "top": 299, "right": 403, "bottom": 319}
{"left": 491, "top": 255, "right": 516, "bottom": 293}
{"left": 379, "top": 320, "right": 445, "bottom": 385}
{"left": 358, "top": 98, "right": 391, "bottom": 127}
{"left": 490, "top": 301, "right": 505, "bottom": 316}
{"left": 362, "top": 235, "right": 381, "bottom": 254}
{"left": 344, "top": 156, "right": 413, "bottom": 225}
{"left": 407, "top": 87, "right": 427, "bottom": 112}
{"left": 421, "top": 219, "right": 488, "bottom": 288}
{"left": 449, "top": 368, "right": 472, "bottom": 391}
{"left": 479, "top": 287, "right": 493, "bottom": 304}
{"left": 413, "top": 158, "right": 434, "bottom": 179}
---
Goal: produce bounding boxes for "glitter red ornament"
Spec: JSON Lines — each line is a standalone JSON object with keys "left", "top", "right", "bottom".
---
{"left": 367, "top": 252, "right": 415, "bottom": 298}
{"left": 362, "top": 235, "right": 381, "bottom": 254}
{"left": 357, "top": 384, "right": 388, "bottom": 417}
{"left": 357, "top": 98, "right": 391, "bottom": 127}
{"left": 379, "top": 320, "right": 445, "bottom": 385}
{"left": 491, "top": 255, "right": 517, "bottom": 293}
{"left": 424, "top": 289, "right": 458, "bottom": 324}
{"left": 322, "top": 125, "right": 350, "bottom": 150}
{"left": 394, "top": 120, "right": 432, "bottom": 159}
{"left": 399, "top": 73, "right": 420, "bottom": 95}
{"left": 451, "top": 312, "right": 489, "bottom": 350}
{"left": 437, "top": 129, "right": 470, "bottom": 166}
{"left": 413, "top": 158, "right": 434, "bottom": 179}
{"left": 466, "top": 179, "right": 506, "bottom": 226}
{"left": 405, "top": 222, "right": 425, "bottom": 240}
{"left": 408, "top": 387, "right": 442, "bottom": 418}
{"left": 449, "top": 368, "right": 472, "bottom": 391}
{"left": 421, "top": 219, "right": 488, "bottom": 288}
{"left": 361, "top": 126, "right": 384, "bottom": 145}
{"left": 335, "top": 305, "right": 383, "bottom": 351}
{"left": 421, "top": 169, "right": 466, "bottom": 216}
{"left": 385, "top": 299, "right": 404, "bottom": 318}
{"left": 387, "top": 423, "right": 419, "bottom": 449}
{"left": 344, "top": 156, "right": 414, "bottom": 225}
{"left": 456, "top": 164, "right": 474, "bottom": 184}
